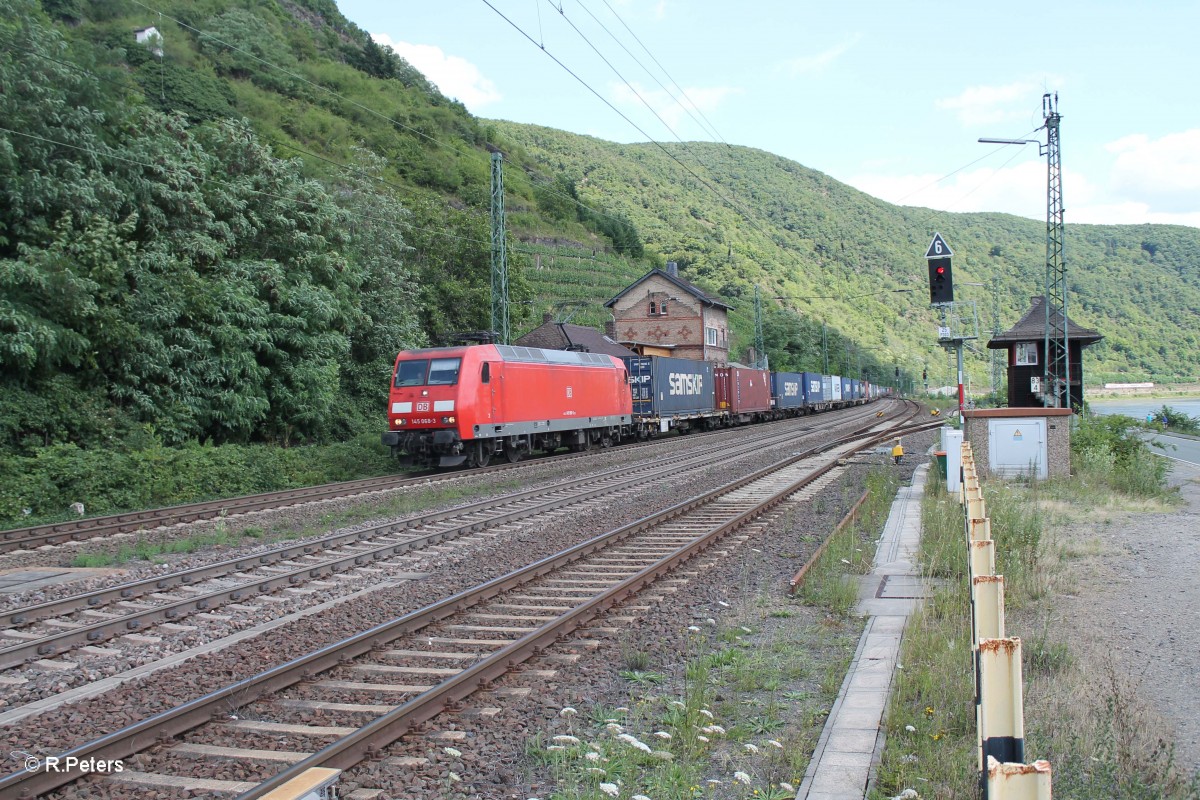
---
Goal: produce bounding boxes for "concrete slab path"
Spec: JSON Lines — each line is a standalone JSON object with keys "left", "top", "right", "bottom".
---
{"left": 797, "top": 464, "right": 933, "bottom": 799}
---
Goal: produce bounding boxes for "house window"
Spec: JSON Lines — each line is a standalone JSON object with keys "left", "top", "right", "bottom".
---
{"left": 661, "top": 300, "right": 668, "bottom": 315}
{"left": 706, "top": 326, "right": 719, "bottom": 346}
{"left": 648, "top": 301, "right": 657, "bottom": 315}
{"left": 1014, "top": 342, "right": 1038, "bottom": 366}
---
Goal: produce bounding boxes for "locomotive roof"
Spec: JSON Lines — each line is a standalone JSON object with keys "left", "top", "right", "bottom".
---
{"left": 398, "top": 344, "right": 618, "bottom": 367}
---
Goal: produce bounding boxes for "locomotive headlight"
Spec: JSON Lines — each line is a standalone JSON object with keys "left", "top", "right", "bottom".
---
{"left": 394, "top": 418, "right": 406, "bottom": 426}
{"left": 441, "top": 416, "right": 456, "bottom": 424}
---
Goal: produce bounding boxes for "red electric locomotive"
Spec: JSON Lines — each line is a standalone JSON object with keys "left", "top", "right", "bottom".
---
{"left": 382, "top": 344, "right": 633, "bottom": 468}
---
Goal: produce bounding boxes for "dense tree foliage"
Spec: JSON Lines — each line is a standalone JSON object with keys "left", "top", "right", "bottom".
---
{"left": 0, "top": 0, "right": 426, "bottom": 451}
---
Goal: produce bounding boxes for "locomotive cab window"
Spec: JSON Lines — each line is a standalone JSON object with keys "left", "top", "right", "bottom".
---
{"left": 427, "top": 357, "right": 462, "bottom": 385}
{"left": 394, "top": 360, "right": 428, "bottom": 387}
{"left": 481, "top": 362, "right": 491, "bottom": 383}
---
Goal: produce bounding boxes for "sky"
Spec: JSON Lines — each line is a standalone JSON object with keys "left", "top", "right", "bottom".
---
{"left": 337, "top": 1, "right": 1200, "bottom": 229}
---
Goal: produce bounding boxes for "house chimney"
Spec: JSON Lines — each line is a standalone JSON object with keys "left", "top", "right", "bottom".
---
{"left": 665, "top": 261, "right": 678, "bottom": 277}
{"left": 543, "top": 312, "right": 554, "bottom": 324}
{"left": 605, "top": 320, "right": 616, "bottom": 338}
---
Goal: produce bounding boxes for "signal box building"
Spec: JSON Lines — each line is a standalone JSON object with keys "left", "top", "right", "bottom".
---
{"left": 966, "top": 296, "right": 1102, "bottom": 480}
{"left": 605, "top": 263, "right": 732, "bottom": 363}
{"left": 986, "top": 295, "right": 1102, "bottom": 410}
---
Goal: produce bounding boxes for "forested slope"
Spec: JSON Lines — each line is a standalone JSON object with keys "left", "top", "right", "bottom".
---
{"left": 3, "top": 0, "right": 1198, "bottom": 470}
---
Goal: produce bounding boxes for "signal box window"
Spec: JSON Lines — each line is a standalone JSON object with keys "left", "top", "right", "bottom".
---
{"left": 1014, "top": 342, "right": 1038, "bottom": 366}
{"left": 661, "top": 300, "right": 668, "bottom": 315}
{"left": 705, "top": 327, "right": 719, "bottom": 346}
{"left": 394, "top": 360, "right": 428, "bottom": 387}
{"left": 427, "top": 358, "right": 462, "bottom": 385}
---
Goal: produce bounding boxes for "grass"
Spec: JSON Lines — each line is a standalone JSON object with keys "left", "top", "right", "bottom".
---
{"left": 870, "top": 436, "right": 1199, "bottom": 799}
{"left": 525, "top": 468, "right": 902, "bottom": 800}
{"left": 67, "top": 480, "right": 524, "bottom": 567}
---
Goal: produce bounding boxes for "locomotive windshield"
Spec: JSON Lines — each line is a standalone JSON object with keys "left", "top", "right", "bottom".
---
{"left": 393, "top": 357, "right": 462, "bottom": 387}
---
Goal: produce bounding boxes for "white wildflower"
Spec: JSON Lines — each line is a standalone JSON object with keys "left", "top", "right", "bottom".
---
{"left": 705, "top": 618, "right": 717, "bottom": 625}
{"left": 703, "top": 724, "right": 726, "bottom": 735}
{"left": 706, "top": 779, "right": 722, "bottom": 785}
{"left": 733, "top": 771, "right": 752, "bottom": 785}
{"left": 588, "top": 742, "right": 603, "bottom": 752}
{"left": 443, "top": 747, "right": 462, "bottom": 758}
{"left": 586, "top": 767, "right": 607, "bottom": 776}
{"left": 633, "top": 795, "right": 652, "bottom": 800}
{"left": 891, "top": 790, "right": 920, "bottom": 800}
{"left": 605, "top": 722, "right": 623, "bottom": 733}
{"left": 617, "top": 733, "right": 652, "bottom": 753}
{"left": 697, "top": 735, "right": 710, "bottom": 743}
{"left": 616, "top": 707, "right": 629, "bottom": 713}
{"left": 546, "top": 745, "right": 566, "bottom": 752}
{"left": 744, "top": 743, "right": 759, "bottom": 753}
{"left": 559, "top": 707, "right": 578, "bottom": 718}
{"left": 840, "top": 558, "right": 851, "bottom": 564}
{"left": 584, "top": 751, "right": 601, "bottom": 761}
{"left": 779, "top": 782, "right": 795, "bottom": 792}
{"left": 599, "top": 783, "right": 619, "bottom": 797}
{"left": 768, "top": 739, "right": 784, "bottom": 749}
{"left": 698, "top": 709, "right": 714, "bottom": 719}
{"left": 739, "top": 626, "right": 752, "bottom": 634}
{"left": 651, "top": 750, "right": 674, "bottom": 761}
{"left": 448, "top": 772, "right": 461, "bottom": 783}
{"left": 669, "top": 700, "right": 685, "bottom": 709}
{"left": 552, "top": 735, "right": 580, "bottom": 745}
{"left": 905, "top": 724, "right": 917, "bottom": 733}
{"left": 654, "top": 731, "right": 672, "bottom": 740}
{"left": 687, "top": 625, "right": 701, "bottom": 632}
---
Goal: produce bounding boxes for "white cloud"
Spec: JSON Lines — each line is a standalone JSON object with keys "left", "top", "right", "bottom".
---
{"left": 371, "top": 34, "right": 501, "bottom": 109}
{"left": 936, "top": 79, "right": 1054, "bottom": 127}
{"left": 1106, "top": 129, "right": 1200, "bottom": 214}
{"left": 849, "top": 159, "right": 1200, "bottom": 228}
{"left": 610, "top": 81, "right": 741, "bottom": 137}
{"left": 780, "top": 35, "right": 862, "bottom": 76}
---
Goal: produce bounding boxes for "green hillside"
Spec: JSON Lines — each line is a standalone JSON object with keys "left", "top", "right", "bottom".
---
{"left": 3, "top": 0, "right": 1198, "bottom": 464}
{"left": 496, "top": 124, "right": 1200, "bottom": 388}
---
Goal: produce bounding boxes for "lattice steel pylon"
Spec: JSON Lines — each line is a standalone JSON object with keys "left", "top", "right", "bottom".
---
{"left": 754, "top": 285, "right": 767, "bottom": 369}
{"left": 1042, "top": 93, "right": 1069, "bottom": 409}
{"left": 490, "top": 151, "right": 510, "bottom": 345}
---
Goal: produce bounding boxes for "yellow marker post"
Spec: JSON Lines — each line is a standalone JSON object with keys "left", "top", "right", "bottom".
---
{"left": 979, "top": 638, "right": 1025, "bottom": 772}
{"left": 986, "top": 757, "right": 1052, "bottom": 800}
{"left": 970, "top": 539, "right": 996, "bottom": 581}
{"left": 973, "top": 575, "right": 1005, "bottom": 641}
{"left": 969, "top": 517, "right": 992, "bottom": 543}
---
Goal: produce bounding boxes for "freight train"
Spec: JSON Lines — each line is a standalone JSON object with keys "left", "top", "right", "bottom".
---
{"left": 381, "top": 344, "right": 890, "bottom": 468}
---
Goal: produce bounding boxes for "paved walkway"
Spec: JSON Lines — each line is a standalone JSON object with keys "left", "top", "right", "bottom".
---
{"left": 797, "top": 464, "right": 932, "bottom": 800}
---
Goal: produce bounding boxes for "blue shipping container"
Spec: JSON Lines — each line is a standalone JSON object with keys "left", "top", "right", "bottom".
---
{"left": 772, "top": 372, "right": 806, "bottom": 410}
{"left": 802, "top": 372, "right": 825, "bottom": 405}
{"left": 623, "top": 356, "right": 716, "bottom": 418}
{"left": 841, "top": 377, "right": 852, "bottom": 400}
{"left": 850, "top": 379, "right": 861, "bottom": 400}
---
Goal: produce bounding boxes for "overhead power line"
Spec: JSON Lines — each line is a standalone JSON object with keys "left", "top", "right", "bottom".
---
{"left": 597, "top": 0, "right": 727, "bottom": 145}
{"left": 482, "top": 0, "right": 772, "bottom": 240}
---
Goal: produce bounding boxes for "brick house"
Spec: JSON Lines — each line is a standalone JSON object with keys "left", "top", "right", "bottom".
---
{"left": 604, "top": 263, "right": 732, "bottom": 362}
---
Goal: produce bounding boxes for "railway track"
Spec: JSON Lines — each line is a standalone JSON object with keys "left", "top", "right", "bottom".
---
{"left": 0, "top": 403, "right": 892, "bottom": 555}
{"left": 3, "top": 406, "right": 934, "bottom": 798}
{"left": 0, "top": 404, "right": 917, "bottom": 675}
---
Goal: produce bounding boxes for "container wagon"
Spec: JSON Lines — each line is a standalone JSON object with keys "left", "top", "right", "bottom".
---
{"left": 771, "top": 371, "right": 806, "bottom": 418}
{"left": 715, "top": 366, "right": 772, "bottom": 423}
{"left": 623, "top": 355, "right": 717, "bottom": 434}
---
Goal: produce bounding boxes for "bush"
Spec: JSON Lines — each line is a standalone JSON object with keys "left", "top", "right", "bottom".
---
{"left": 0, "top": 433, "right": 396, "bottom": 527}
{"left": 1072, "top": 415, "right": 1170, "bottom": 497}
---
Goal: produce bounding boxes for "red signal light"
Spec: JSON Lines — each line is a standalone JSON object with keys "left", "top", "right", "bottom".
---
{"left": 935, "top": 265, "right": 945, "bottom": 277}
